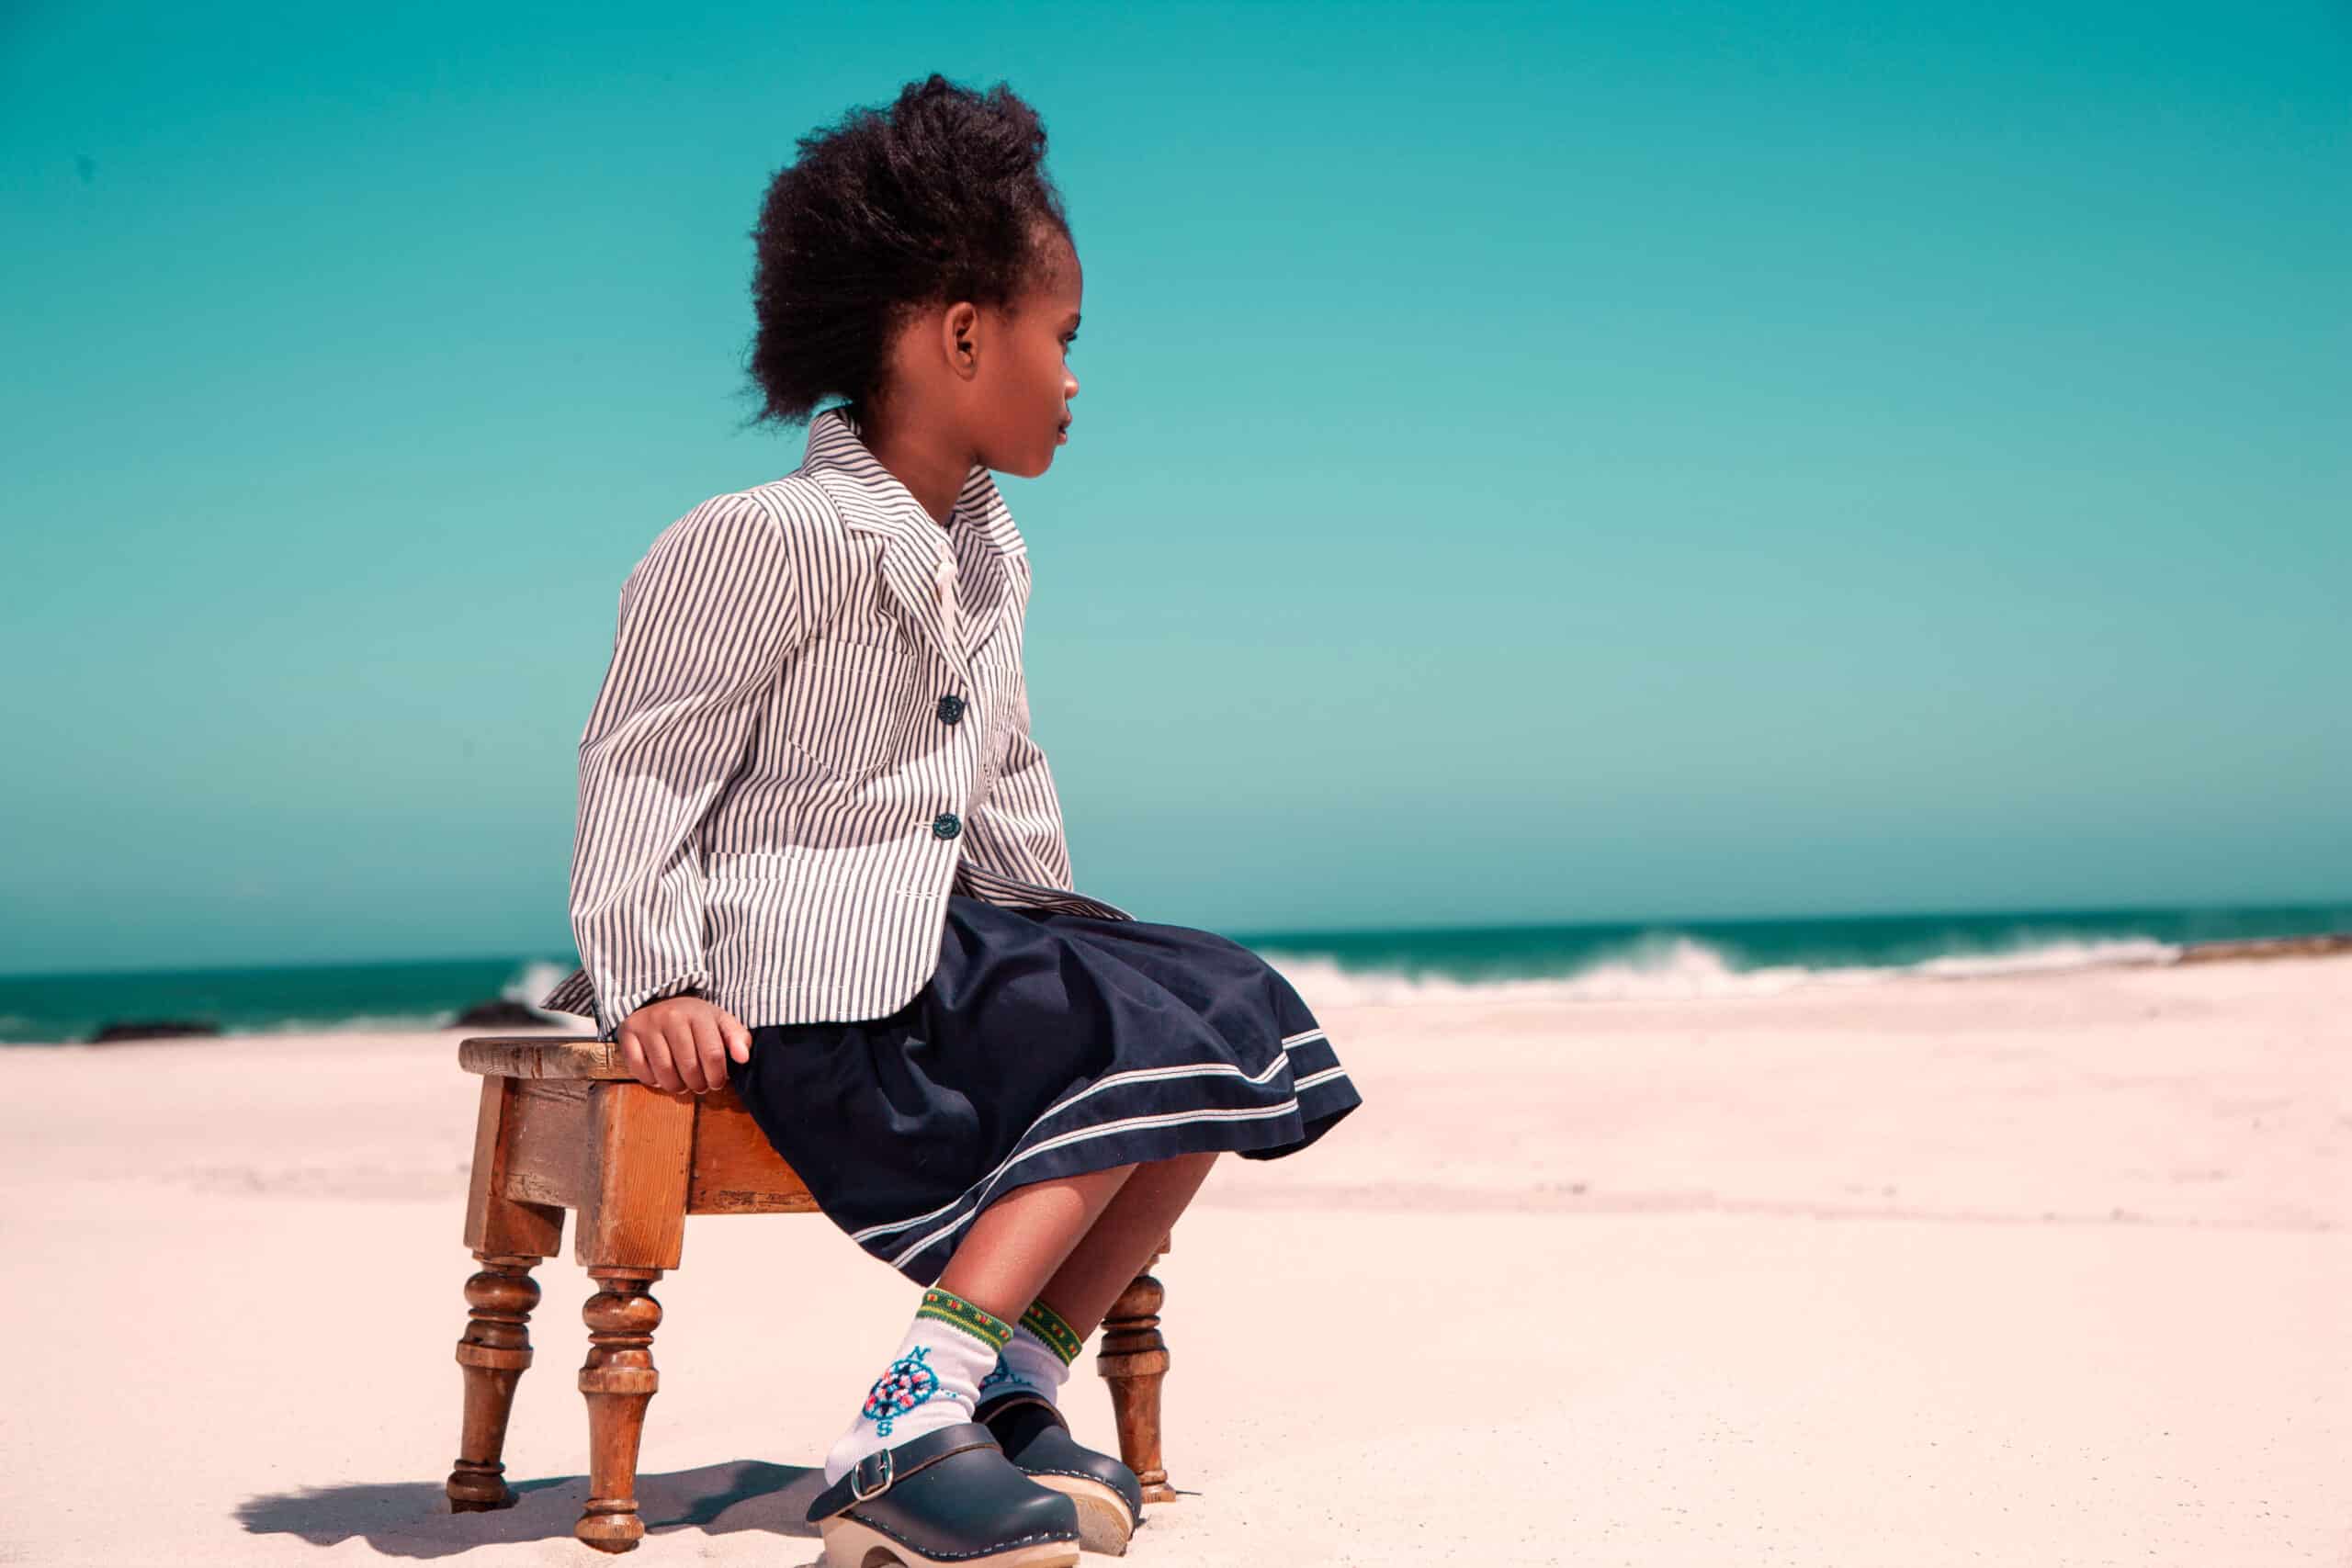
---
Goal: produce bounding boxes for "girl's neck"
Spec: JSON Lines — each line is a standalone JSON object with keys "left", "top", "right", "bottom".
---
{"left": 849, "top": 400, "right": 963, "bottom": 527}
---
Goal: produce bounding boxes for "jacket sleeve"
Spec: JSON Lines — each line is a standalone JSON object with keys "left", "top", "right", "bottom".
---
{"left": 562, "top": 492, "right": 808, "bottom": 1041}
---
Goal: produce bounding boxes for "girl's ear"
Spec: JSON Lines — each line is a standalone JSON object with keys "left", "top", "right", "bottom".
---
{"left": 933, "top": 299, "right": 979, "bottom": 375}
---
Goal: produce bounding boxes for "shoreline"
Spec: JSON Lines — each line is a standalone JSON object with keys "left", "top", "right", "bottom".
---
{"left": 5, "top": 929, "right": 2349, "bottom": 1047}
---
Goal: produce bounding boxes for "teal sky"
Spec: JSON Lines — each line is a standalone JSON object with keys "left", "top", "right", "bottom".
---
{"left": 4, "top": 1, "right": 2346, "bottom": 974}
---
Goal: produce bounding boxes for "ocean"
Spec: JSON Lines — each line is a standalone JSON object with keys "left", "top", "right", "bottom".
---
{"left": 3, "top": 901, "right": 2346, "bottom": 1044}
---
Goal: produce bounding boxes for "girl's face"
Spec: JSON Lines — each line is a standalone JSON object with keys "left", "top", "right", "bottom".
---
{"left": 973, "top": 231, "right": 1082, "bottom": 478}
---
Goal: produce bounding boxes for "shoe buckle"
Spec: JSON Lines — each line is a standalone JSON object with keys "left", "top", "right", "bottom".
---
{"left": 849, "top": 1447, "right": 894, "bottom": 1503}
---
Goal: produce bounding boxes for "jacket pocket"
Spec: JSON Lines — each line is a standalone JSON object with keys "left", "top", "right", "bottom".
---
{"left": 779, "top": 635, "right": 920, "bottom": 780}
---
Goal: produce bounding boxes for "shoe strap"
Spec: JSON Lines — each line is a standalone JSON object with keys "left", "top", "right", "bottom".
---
{"left": 807, "top": 1423, "right": 1001, "bottom": 1522}
{"left": 976, "top": 1390, "right": 1069, "bottom": 1434}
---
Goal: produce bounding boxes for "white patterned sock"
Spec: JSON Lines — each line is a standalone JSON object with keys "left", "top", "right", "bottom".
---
{"left": 823, "top": 1286, "right": 1013, "bottom": 1485}
{"left": 977, "top": 1296, "right": 1086, "bottom": 1409}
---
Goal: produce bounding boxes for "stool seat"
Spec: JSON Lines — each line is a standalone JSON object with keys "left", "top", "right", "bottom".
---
{"left": 458, "top": 1034, "right": 819, "bottom": 1218}
{"left": 458, "top": 1037, "right": 634, "bottom": 1077}
{"left": 441, "top": 1032, "right": 1178, "bottom": 1554}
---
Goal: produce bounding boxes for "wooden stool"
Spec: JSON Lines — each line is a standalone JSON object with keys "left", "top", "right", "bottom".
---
{"left": 446, "top": 1035, "right": 1178, "bottom": 1553}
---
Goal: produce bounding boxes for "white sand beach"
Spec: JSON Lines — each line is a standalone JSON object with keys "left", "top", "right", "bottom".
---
{"left": 1, "top": 953, "right": 2344, "bottom": 1565}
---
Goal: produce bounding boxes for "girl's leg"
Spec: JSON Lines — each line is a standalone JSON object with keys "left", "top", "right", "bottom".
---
{"left": 935, "top": 1150, "right": 1219, "bottom": 1339}
{"left": 934, "top": 1163, "right": 1140, "bottom": 1321}
{"left": 971, "top": 1153, "right": 1220, "bottom": 1416}
{"left": 822, "top": 1166, "right": 1138, "bottom": 1483}
{"left": 1035, "top": 1151, "right": 1218, "bottom": 1338}
{"left": 822, "top": 1156, "right": 1216, "bottom": 1483}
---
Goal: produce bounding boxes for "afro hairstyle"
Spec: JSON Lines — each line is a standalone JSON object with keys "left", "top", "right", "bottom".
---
{"left": 743, "top": 73, "right": 1073, "bottom": 430}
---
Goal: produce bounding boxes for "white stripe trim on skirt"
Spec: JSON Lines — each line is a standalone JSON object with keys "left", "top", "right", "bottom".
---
{"left": 887, "top": 1100, "right": 1306, "bottom": 1270}
{"left": 847, "top": 1025, "right": 1337, "bottom": 1259}
{"left": 846, "top": 1025, "right": 1327, "bottom": 1247}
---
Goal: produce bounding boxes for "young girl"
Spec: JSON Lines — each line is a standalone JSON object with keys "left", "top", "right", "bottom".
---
{"left": 538, "top": 74, "right": 1362, "bottom": 1568}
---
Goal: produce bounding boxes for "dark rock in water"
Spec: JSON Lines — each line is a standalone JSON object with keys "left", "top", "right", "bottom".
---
{"left": 449, "top": 998, "right": 559, "bottom": 1029}
{"left": 2176, "top": 931, "right": 2352, "bottom": 964}
{"left": 87, "top": 1019, "right": 223, "bottom": 1043}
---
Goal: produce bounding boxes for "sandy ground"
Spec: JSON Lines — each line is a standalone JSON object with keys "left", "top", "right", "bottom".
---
{"left": 1, "top": 954, "right": 2345, "bottom": 1566}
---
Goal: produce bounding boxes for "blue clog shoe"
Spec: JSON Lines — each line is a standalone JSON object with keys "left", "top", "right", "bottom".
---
{"left": 804, "top": 1420, "right": 1080, "bottom": 1568}
{"left": 972, "top": 1391, "right": 1146, "bottom": 1556}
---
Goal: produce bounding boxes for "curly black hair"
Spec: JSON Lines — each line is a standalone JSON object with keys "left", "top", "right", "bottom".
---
{"left": 741, "top": 73, "right": 1072, "bottom": 430}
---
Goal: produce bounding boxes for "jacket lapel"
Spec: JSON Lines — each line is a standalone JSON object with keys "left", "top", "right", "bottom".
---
{"left": 802, "top": 408, "right": 1028, "bottom": 694}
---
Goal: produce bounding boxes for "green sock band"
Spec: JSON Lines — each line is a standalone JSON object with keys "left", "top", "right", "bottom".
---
{"left": 1020, "top": 1297, "right": 1086, "bottom": 1367}
{"left": 918, "top": 1287, "right": 1013, "bottom": 1352}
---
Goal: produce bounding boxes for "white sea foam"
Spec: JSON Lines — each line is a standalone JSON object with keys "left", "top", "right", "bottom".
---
{"left": 503, "top": 959, "right": 577, "bottom": 1019}
{"left": 1256, "top": 933, "right": 2184, "bottom": 1008}
{"left": 1905, "top": 937, "right": 2179, "bottom": 978}
{"left": 222, "top": 960, "right": 581, "bottom": 1035}
{"left": 247, "top": 1011, "right": 468, "bottom": 1034}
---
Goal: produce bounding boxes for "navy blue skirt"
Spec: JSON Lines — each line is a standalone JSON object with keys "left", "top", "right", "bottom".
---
{"left": 732, "top": 893, "right": 1363, "bottom": 1285}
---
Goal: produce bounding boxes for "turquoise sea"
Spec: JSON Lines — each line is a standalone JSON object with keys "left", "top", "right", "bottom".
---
{"left": 2, "top": 901, "right": 2346, "bottom": 1044}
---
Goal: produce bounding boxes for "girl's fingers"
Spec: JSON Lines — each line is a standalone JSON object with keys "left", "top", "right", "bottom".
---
{"left": 668, "top": 1021, "right": 708, "bottom": 1094}
{"left": 621, "top": 1003, "right": 739, "bottom": 1093}
{"left": 686, "top": 1011, "right": 728, "bottom": 1092}
{"left": 645, "top": 1029, "right": 686, "bottom": 1094}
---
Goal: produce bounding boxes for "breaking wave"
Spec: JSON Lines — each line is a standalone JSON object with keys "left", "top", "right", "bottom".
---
{"left": 1257, "top": 933, "right": 2183, "bottom": 1007}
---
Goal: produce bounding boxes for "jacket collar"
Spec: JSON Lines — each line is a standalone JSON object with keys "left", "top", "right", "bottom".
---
{"left": 800, "top": 404, "right": 1026, "bottom": 558}
{"left": 799, "top": 403, "right": 1029, "bottom": 688}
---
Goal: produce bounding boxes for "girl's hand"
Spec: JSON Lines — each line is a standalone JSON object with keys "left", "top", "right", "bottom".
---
{"left": 616, "top": 995, "right": 752, "bottom": 1095}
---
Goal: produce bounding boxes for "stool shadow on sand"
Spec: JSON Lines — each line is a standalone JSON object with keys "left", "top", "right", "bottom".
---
{"left": 425, "top": 1035, "right": 1179, "bottom": 1552}
{"left": 238, "top": 1460, "right": 819, "bottom": 1558}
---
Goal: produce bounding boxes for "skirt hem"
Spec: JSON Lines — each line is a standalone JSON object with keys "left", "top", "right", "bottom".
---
{"left": 875, "top": 1080, "right": 1363, "bottom": 1286}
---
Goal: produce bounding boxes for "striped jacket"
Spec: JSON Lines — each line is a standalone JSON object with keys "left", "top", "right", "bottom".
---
{"left": 537, "top": 404, "right": 1133, "bottom": 1039}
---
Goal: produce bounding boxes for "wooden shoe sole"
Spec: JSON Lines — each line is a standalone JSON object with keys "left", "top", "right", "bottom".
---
{"left": 972, "top": 1392, "right": 1144, "bottom": 1556}
{"left": 817, "top": 1515, "right": 1080, "bottom": 1568}
{"left": 806, "top": 1422, "right": 1080, "bottom": 1568}
{"left": 1023, "top": 1473, "right": 1135, "bottom": 1556}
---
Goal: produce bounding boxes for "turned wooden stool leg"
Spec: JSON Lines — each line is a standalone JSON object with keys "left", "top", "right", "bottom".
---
{"left": 1096, "top": 1246, "right": 1174, "bottom": 1504}
{"left": 575, "top": 1267, "right": 664, "bottom": 1551}
{"left": 447, "top": 1252, "right": 545, "bottom": 1509}
{"left": 562, "top": 1077, "right": 692, "bottom": 1552}
{"left": 449, "top": 1073, "right": 564, "bottom": 1515}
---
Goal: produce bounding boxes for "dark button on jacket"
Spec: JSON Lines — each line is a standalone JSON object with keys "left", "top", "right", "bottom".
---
{"left": 932, "top": 812, "right": 962, "bottom": 840}
{"left": 936, "top": 694, "right": 965, "bottom": 724}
